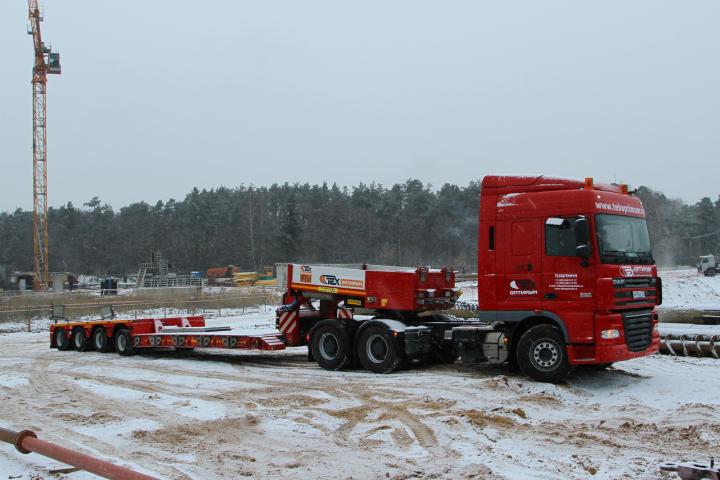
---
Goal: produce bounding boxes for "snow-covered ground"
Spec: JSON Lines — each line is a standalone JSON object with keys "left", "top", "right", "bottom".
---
{"left": 1, "top": 272, "right": 720, "bottom": 479}
{"left": 657, "top": 269, "right": 720, "bottom": 310}
{"left": 0, "top": 307, "right": 718, "bottom": 479}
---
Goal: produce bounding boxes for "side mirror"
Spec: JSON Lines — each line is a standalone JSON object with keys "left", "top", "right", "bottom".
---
{"left": 576, "top": 244, "right": 591, "bottom": 259}
{"left": 574, "top": 217, "right": 589, "bottom": 245}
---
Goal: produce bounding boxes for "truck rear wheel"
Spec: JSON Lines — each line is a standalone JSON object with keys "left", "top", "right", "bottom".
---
{"left": 72, "top": 327, "right": 91, "bottom": 352}
{"left": 54, "top": 328, "right": 71, "bottom": 351}
{"left": 357, "top": 325, "right": 402, "bottom": 374}
{"left": 114, "top": 328, "right": 135, "bottom": 356}
{"left": 311, "top": 321, "right": 352, "bottom": 371}
{"left": 516, "top": 325, "right": 570, "bottom": 383}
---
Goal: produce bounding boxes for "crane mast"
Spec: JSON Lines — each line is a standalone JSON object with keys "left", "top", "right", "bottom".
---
{"left": 27, "top": 0, "right": 60, "bottom": 290}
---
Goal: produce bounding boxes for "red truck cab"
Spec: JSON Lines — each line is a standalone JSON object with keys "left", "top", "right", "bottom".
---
{"left": 478, "top": 175, "right": 660, "bottom": 380}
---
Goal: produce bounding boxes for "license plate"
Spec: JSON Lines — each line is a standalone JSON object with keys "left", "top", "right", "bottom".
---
{"left": 632, "top": 291, "right": 646, "bottom": 299}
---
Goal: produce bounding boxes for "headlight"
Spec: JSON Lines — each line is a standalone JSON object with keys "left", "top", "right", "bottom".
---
{"left": 601, "top": 329, "right": 620, "bottom": 339}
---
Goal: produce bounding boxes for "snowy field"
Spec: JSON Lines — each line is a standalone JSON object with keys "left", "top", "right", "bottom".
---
{"left": 1, "top": 273, "right": 719, "bottom": 479}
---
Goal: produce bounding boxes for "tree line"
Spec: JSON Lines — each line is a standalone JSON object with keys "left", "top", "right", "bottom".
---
{"left": 0, "top": 180, "right": 718, "bottom": 275}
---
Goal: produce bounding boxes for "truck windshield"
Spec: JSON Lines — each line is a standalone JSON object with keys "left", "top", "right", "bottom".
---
{"left": 595, "top": 214, "right": 654, "bottom": 265}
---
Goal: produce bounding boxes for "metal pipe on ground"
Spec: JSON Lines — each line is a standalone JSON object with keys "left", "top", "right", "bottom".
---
{"left": 658, "top": 323, "right": 720, "bottom": 358}
{"left": 0, "top": 426, "right": 159, "bottom": 480}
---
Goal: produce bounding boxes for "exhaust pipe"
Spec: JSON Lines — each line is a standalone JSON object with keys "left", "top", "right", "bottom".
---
{"left": 0, "top": 426, "right": 159, "bottom": 480}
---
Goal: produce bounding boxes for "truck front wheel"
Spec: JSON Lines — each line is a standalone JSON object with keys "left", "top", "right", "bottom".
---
{"left": 706, "top": 268, "right": 717, "bottom": 277}
{"left": 516, "top": 325, "right": 570, "bottom": 383}
{"left": 310, "top": 321, "right": 352, "bottom": 371}
{"left": 357, "top": 325, "right": 402, "bottom": 374}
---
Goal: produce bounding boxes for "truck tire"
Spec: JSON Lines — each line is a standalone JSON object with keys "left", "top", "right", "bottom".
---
{"left": 311, "top": 321, "right": 352, "bottom": 371}
{"left": 114, "top": 328, "right": 135, "bottom": 356}
{"left": 92, "top": 326, "right": 113, "bottom": 353}
{"left": 54, "top": 328, "right": 72, "bottom": 351}
{"left": 357, "top": 325, "right": 402, "bottom": 374}
{"left": 516, "top": 325, "right": 570, "bottom": 383}
{"left": 72, "top": 327, "right": 91, "bottom": 352}
{"left": 706, "top": 268, "right": 717, "bottom": 277}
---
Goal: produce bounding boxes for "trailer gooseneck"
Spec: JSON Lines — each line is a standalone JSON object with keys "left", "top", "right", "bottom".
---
{"left": 50, "top": 175, "right": 661, "bottom": 383}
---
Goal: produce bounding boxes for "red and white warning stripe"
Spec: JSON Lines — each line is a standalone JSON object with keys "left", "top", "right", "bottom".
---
{"left": 337, "top": 308, "right": 353, "bottom": 320}
{"left": 277, "top": 310, "right": 298, "bottom": 335}
{"left": 259, "top": 334, "right": 286, "bottom": 347}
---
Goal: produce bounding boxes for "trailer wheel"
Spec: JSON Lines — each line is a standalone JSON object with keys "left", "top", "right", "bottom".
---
{"left": 516, "top": 325, "right": 570, "bottom": 383}
{"left": 357, "top": 325, "right": 402, "bottom": 374}
{"left": 92, "top": 327, "right": 113, "bottom": 353}
{"left": 54, "top": 328, "right": 72, "bottom": 351}
{"left": 115, "top": 329, "right": 135, "bottom": 356}
{"left": 72, "top": 327, "right": 91, "bottom": 352}
{"left": 310, "top": 321, "right": 352, "bottom": 371}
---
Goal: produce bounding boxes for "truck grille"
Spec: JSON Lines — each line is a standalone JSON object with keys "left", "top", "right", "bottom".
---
{"left": 613, "top": 277, "right": 659, "bottom": 306}
{"left": 622, "top": 310, "right": 653, "bottom": 352}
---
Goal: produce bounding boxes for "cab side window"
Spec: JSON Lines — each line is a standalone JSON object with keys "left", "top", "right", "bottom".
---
{"left": 545, "top": 217, "right": 578, "bottom": 256}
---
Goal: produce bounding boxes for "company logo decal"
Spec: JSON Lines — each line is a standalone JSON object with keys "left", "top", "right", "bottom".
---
{"left": 620, "top": 265, "right": 652, "bottom": 277}
{"left": 319, "top": 275, "right": 364, "bottom": 289}
{"left": 300, "top": 265, "right": 312, "bottom": 272}
{"left": 509, "top": 279, "right": 538, "bottom": 296}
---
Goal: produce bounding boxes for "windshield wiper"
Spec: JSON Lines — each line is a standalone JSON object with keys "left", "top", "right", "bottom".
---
{"left": 636, "top": 251, "right": 655, "bottom": 264}
{"left": 601, "top": 250, "right": 628, "bottom": 264}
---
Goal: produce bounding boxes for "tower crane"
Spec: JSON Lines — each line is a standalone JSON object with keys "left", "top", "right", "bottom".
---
{"left": 27, "top": 0, "right": 61, "bottom": 290}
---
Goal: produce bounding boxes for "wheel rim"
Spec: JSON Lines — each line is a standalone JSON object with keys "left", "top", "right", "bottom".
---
{"left": 530, "top": 339, "right": 561, "bottom": 371}
{"left": 56, "top": 330, "right": 66, "bottom": 347}
{"left": 94, "top": 330, "right": 104, "bottom": 349}
{"left": 117, "top": 334, "right": 127, "bottom": 351}
{"left": 74, "top": 330, "right": 83, "bottom": 348}
{"left": 366, "top": 334, "right": 388, "bottom": 364}
{"left": 318, "top": 332, "right": 339, "bottom": 361}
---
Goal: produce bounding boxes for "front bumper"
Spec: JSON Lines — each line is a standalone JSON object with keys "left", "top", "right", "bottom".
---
{"left": 567, "top": 335, "right": 660, "bottom": 364}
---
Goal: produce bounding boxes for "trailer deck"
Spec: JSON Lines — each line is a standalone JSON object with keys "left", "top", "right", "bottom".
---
{"left": 49, "top": 315, "right": 286, "bottom": 354}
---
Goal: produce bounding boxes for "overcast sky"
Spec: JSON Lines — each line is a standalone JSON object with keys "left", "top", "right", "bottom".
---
{"left": 1, "top": 1, "right": 718, "bottom": 212}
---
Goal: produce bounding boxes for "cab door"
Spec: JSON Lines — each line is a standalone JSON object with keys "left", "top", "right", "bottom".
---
{"left": 542, "top": 216, "right": 596, "bottom": 342}
{"left": 499, "top": 220, "right": 543, "bottom": 309}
